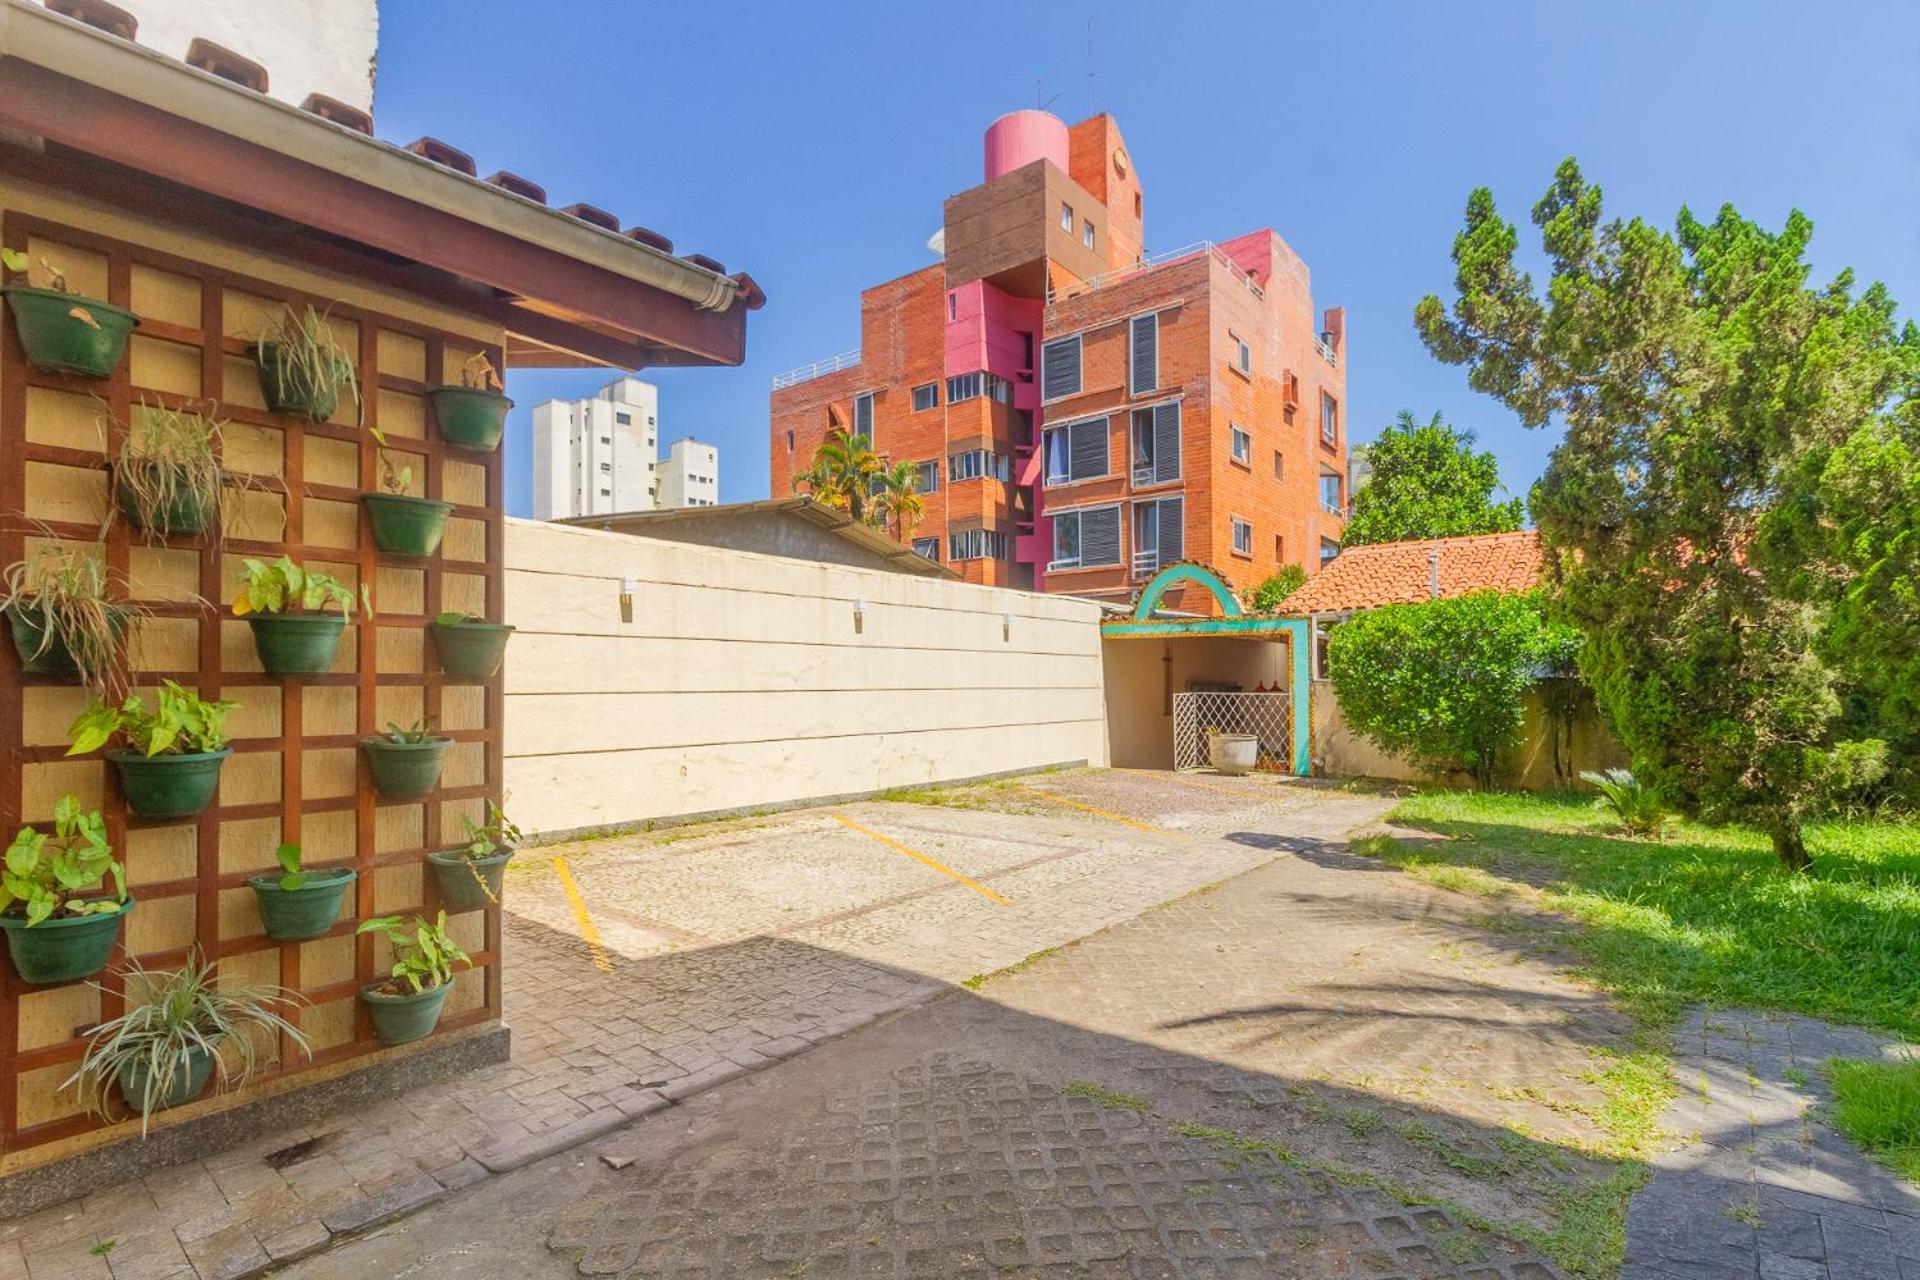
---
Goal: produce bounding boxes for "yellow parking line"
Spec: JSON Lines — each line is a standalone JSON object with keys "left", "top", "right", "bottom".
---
{"left": 831, "top": 812, "right": 1012, "bottom": 905}
{"left": 553, "top": 855, "right": 615, "bottom": 974}
{"left": 1012, "top": 785, "right": 1186, "bottom": 838}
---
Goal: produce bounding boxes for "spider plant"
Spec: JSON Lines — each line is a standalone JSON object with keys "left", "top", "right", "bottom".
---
{"left": 251, "top": 303, "right": 358, "bottom": 422}
{"left": 64, "top": 951, "right": 308, "bottom": 1135}
{"left": 0, "top": 543, "right": 136, "bottom": 691}
{"left": 111, "top": 400, "right": 228, "bottom": 540}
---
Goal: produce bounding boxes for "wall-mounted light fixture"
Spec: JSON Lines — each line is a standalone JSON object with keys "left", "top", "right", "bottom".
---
{"left": 853, "top": 597, "right": 867, "bottom": 635}
{"left": 619, "top": 576, "right": 638, "bottom": 624}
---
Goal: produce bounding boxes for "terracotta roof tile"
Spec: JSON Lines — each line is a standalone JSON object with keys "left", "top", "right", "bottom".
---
{"left": 1283, "top": 531, "right": 1543, "bottom": 614}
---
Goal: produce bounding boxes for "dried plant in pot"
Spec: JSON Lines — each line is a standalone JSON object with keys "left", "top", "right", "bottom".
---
{"left": 111, "top": 400, "right": 229, "bottom": 540}
{"left": 68, "top": 681, "right": 239, "bottom": 819}
{"left": 0, "top": 247, "right": 139, "bottom": 378}
{"left": 1, "top": 543, "right": 136, "bottom": 690}
{"left": 360, "top": 718, "right": 452, "bottom": 800}
{"left": 428, "top": 352, "right": 512, "bottom": 453}
{"left": 359, "top": 433, "right": 452, "bottom": 557}
{"left": 356, "top": 911, "right": 471, "bottom": 1045}
{"left": 231, "top": 555, "right": 366, "bottom": 676}
{"left": 248, "top": 842, "right": 356, "bottom": 941}
{"left": 431, "top": 608, "right": 513, "bottom": 679}
{"left": 63, "top": 951, "right": 308, "bottom": 1134}
{"left": 0, "top": 795, "right": 132, "bottom": 984}
{"left": 428, "top": 801, "right": 520, "bottom": 912}
{"left": 250, "top": 303, "right": 358, "bottom": 422}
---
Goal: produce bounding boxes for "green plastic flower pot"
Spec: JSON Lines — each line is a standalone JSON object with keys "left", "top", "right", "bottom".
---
{"left": 432, "top": 620, "right": 514, "bottom": 680}
{"left": 246, "top": 612, "right": 345, "bottom": 676}
{"left": 5, "top": 605, "right": 131, "bottom": 677}
{"left": 0, "top": 898, "right": 133, "bottom": 984}
{"left": 109, "top": 748, "right": 231, "bottom": 819}
{"left": 360, "top": 493, "right": 453, "bottom": 557}
{"left": 428, "top": 848, "right": 512, "bottom": 912}
{"left": 428, "top": 386, "right": 512, "bottom": 453}
{"left": 2, "top": 286, "right": 139, "bottom": 377}
{"left": 248, "top": 867, "right": 356, "bottom": 940}
{"left": 361, "top": 737, "right": 452, "bottom": 800}
{"left": 250, "top": 342, "right": 351, "bottom": 421}
{"left": 360, "top": 979, "right": 451, "bottom": 1046}
{"left": 118, "top": 1038, "right": 220, "bottom": 1115}
{"left": 115, "top": 465, "right": 216, "bottom": 537}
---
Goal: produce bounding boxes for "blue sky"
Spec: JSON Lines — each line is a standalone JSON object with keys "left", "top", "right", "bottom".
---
{"left": 375, "top": 1, "right": 1919, "bottom": 519}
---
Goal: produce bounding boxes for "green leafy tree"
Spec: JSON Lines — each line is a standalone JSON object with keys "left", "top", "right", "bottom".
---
{"left": 873, "top": 460, "right": 926, "bottom": 542}
{"left": 1416, "top": 159, "right": 1916, "bottom": 867}
{"left": 1327, "top": 591, "right": 1579, "bottom": 789}
{"left": 1246, "top": 565, "right": 1306, "bottom": 612}
{"left": 1342, "top": 411, "right": 1524, "bottom": 545}
{"left": 791, "top": 429, "right": 882, "bottom": 523}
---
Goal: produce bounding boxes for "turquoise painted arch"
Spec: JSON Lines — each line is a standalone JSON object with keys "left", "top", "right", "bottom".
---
{"left": 1105, "top": 563, "right": 1313, "bottom": 775}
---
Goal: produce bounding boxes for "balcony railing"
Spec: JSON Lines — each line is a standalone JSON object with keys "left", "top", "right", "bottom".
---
{"left": 1320, "top": 499, "right": 1346, "bottom": 518}
{"left": 771, "top": 348, "right": 860, "bottom": 390}
{"left": 1132, "top": 548, "right": 1160, "bottom": 580}
{"left": 1048, "top": 241, "right": 1264, "bottom": 306}
{"left": 1316, "top": 336, "right": 1339, "bottom": 368}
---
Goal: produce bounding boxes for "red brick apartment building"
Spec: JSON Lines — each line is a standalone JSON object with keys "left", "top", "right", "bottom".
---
{"left": 770, "top": 110, "right": 1348, "bottom": 612}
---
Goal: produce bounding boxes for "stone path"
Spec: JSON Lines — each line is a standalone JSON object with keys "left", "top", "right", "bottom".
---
{"left": 1, "top": 771, "right": 1382, "bottom": 1280}
{"left": 1624, "top": 1006, "right": 1920, "bottom": 1280}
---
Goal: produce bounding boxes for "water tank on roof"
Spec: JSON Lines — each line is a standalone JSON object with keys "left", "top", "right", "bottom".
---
{"left": 984, "top": 110, "right": 1069, "bottom": 182}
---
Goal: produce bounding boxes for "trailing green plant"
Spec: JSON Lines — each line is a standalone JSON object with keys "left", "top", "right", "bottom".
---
{"left": 357, "top": 911, "right": 470, "bottom": 994}
{"left": 230, "top": 556, "right": 366, "bottom": 618}
{"left": 1, "top": 544, "right": 135, "bottom": 691}
{"left": 1, "top": 795, "right": 125, "bottom": 925}
{"left": 63, "top": 950, "right": 307, "bottom": 1135}
{"left": 110, "top": 400, "right": 229, "bottom": 541}
{"left": 458, "top": 800, "right": 521, "bottom": 860}
{"left": 1579, "top": 768, "right": 1671, "bottom": 839}
{"left": 256, "top": 303, "right": 358, "bottom": 419}
{"left": 376, "top": 717, "right": 442, "bottom": 746}
{"left": 67, "top": 680, "right": 237, "bottom": 758}
{"left": 1246, "top": 565, "right": 1306, "bottom": 612}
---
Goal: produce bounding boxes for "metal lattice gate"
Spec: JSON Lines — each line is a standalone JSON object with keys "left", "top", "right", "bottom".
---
{"left": 1173, "top": 692, "right": 1294, "bottom": 772}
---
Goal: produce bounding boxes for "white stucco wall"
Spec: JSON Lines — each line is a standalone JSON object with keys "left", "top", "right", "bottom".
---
{"left": 502, "top": 519, "right": 1110, "bottom": 836}
{"left": 80, "top": 0, "right": 378, "bottom": 112}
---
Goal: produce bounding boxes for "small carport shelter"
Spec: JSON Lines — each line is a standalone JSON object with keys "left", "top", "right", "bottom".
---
{"left": 1100, "top": 563, "right": 1312, "bottom": 775}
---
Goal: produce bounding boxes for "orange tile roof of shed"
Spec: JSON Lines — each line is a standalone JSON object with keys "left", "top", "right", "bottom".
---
{"left": 1283, "top": 530, "right": 1544, "bottom": 614}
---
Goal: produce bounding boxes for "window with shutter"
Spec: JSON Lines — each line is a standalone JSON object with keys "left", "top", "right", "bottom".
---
{"left": 1068, "top": 416, "right": 1108, "bottom": 482}
{"left": 1130, "top": 313, "right": 1158, "bottom": 394}
{"left": 1042, "top": 336, "right": 1081, "bottom": 400}
{"left": 853, "top": 392, "right": 874, "bottom": 442}
{"left": 1081, "top": 506, "right": 1121, "bottom": 567}
{"left": 1156, "top": 496, "right": 1184, "bottom": 565}
{"left": 1151, "top": 402, "right": 1180, "bottom": 484}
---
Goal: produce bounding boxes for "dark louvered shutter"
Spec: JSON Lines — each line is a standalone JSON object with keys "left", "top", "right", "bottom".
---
{"left": 1042, "top": 337, "right": 1081, "bottom": 399}
{"left": 1082, "top": 506, "right": 1121, "bottom": 567}
{"left": 1069, "top": 417, "right": 1108, "bottom": 481}
{"left": 1157, "top": 497, "right": 1184, "bottom": 565}
{"left": 1130, "top": 314, "right": 1157, "bottom": 394}
{"left": 854, "top": 392, "right": 874, "bottom": 441}
{"left": 1152, "top": 402, "right": 1180, "bottom": 484}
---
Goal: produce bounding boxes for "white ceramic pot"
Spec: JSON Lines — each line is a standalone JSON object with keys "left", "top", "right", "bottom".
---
{"left": 1207, "top": 732, "right": 1259, "bottom": 776}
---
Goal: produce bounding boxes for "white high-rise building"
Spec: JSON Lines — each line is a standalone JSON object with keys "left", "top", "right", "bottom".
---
{"left": 658, "top": 438, "right": 720, "bottom": 509}
{"left": 532, "top": 378, "right": 659, "bottom": 519}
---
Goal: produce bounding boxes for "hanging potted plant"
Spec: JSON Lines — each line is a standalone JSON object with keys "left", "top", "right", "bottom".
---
{"left": 1, "top": 247, "right": 139, "bottom": 378}
{"left": 432, "top": 609, "right": 514, "bottom": 680}
{"left": 62, "top": 951, "right": 308, "bottom": 1135}
{"left": 231, "top": 555, "right": 365, "bottom": 676}
{"left": 67, "top": 681, "right": 239, "bottom": 819}
{"left": 112, "top": 400, "right": 228, "bottom": 540}
{"left": 428, "top": 353, "right": 512, "bottom": 453}
{"left": 360, "top": 718, "right": 452, "bottom": 801}
{"left": 360, "top": 432, "right": 452, "bottom": 557}
{"left": 249, "top": 842, "right": 355, "bottom": 941}
{"left": 356, "top": 911, "right": 470, "bottom": 1045}
{"left": 249, "top": 303, "right": 357, "bottom": 421}
{"left": 428, "top": 801, "right": 520, "bottom": 911}
{"left": 0, "top": 795, "right": 131, "bottom": 984}
{"left": 1, "top": 545, "right": 135, "bottom": 689}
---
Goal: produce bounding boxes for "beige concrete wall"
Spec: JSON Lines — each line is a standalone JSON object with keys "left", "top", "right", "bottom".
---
{"left": 1103, "top": 636, "right": 1294, "bottom": 770}
{"left": 85, "top": 0, "right": 380, "bottom": 112}
{"left": 502, "top": 519, "right": 1109, "bottom": 835}
{"left": 1312, "top": 679, "right": 1628, "bottom": 790}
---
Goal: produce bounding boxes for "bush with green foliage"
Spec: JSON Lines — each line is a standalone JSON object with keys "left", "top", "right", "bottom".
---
{"left": 1342, "top": 411, "right": 1524, "bottom": 546}
{"left": 1580, "top": 768, "right": 1671, "bottom": 838}
{"left": 1246, "top": 565, "right": 1306, "bottom": 612}
{"left": 1327, "top": 591, "right": 1580, "bottom": 788}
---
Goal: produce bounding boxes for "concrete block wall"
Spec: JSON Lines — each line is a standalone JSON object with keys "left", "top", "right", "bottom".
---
{"left": 501, "top": 519, "right": 1109, "bottom": 836}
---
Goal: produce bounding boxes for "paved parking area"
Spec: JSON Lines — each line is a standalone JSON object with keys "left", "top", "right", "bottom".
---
{"left": 1, "top": 770, "right": 1382, "bottom": 1280}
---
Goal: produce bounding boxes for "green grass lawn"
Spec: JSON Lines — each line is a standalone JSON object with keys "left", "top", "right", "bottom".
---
{"left": 1827, "top": 1058, "right": 1920, "bottom": 1182}
{"left": 1375, "top": 789, "right": 1920, "bottom": 1038}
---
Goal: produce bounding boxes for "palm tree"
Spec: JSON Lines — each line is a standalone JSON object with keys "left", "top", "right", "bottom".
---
{"left": 874, "top": 461, "right": 925, "bottom": 542}
{"left": 791, "top": 428, "right": 881, "bottom": 522}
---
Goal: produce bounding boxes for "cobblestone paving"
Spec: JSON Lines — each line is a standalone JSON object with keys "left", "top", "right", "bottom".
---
{"left": 1623, "top": 1006, "right": 1920, "bottom": 1280}
{"left": 2, "top": 771, "right": 1368, "bottom": 1280}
